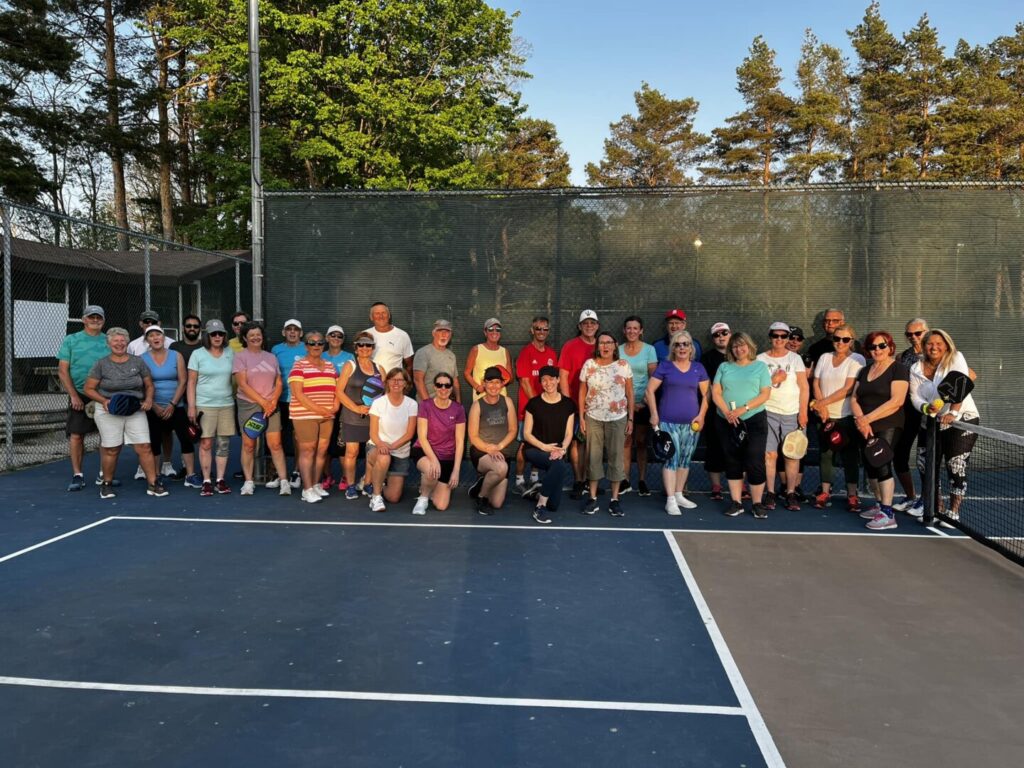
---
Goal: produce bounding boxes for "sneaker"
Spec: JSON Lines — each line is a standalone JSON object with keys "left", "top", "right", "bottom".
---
{"left": 475, "top": 497, "right": 495, "bottom": 516}
{"left": 172, "top": 468, "right": 188, "bottom": 481}
{"left": 581, "top": 497, "right": 600, "bottom": 515}
{"left": 279, "top": 482, "right": 292, "bottom": 496}
{"left": 709, "top": 485, "right": 724, "bottom": 502}
{"left": 752, "top": 502, "right": 769, "bottom": 519}
{"left": 530, "top": 471, "right": 540, "bottom": 484}
{"left": 412, "top": 496, "right": 429, "bottom": 515}
{"left": 859, "top": 506, "right": 880, "bottom": 520}
{"left": 618, "top": 480, "right": 633, "bottom": 495}
{"left": 338, "top": 478, "right": 349, "bottom": 491}
{"left": 637, "top": 480, "right": 651, "bottom": 497}
{"left": 724, "top": 500, "right": 745, "bottom": 517}
{"left": 762, "top": 491, "right": 776, "bottom": 510}
{"left": 866, "top": 512, "right": 897, "bottom": 531}
{"left": 313, "top": 483, "right": 329, "bottom": 498}
{"left": 785, "top": 492, "right": 801, "bottom": 511}
{"left": 533, "top": 505, "right": 552, "bottom": 524}
{"left": 200, "top": 481, "right": 214, "bottom": 497}
{"left": 892, "top": 496, "right": 913, "bottom": 513}
{"left": 289, "top": 471, "right": 301, "bottom": 489}
{"left": 569, "top": 481, "right": 587, "bottom": 500}
{"left": 847, "top": 495, "right": 861, "bottom": 513}
{"left": 240, "top": 480, "right": 255, "bottom": 496}
{"left": 301, "top": 488, "right": 322, "bottom": 504}
{"left": 68, "top": 474, "right": 86, "bottom": 492}
{"left": 184, "top": 473, "right": 203, "bottom": 489}
{"left": 345, "top": 486, "right": 360, "bottom": 500}
{"left": 146, "top": 481, "right": 169, "bottom": 497}
{"left": 675, "top": 492, "right": 697, "bottom": 509}
{"left": 467, "top": 476, "right": 484, "bottom": 499}
{"left": 665, "top": 497, "right": 681, "bottom": 516}
{"left": 513, "top": 479, "right": 527, "bottom": 496}
{"left": 521, "top": 481, "right": 542, "bottom": 499}
{"left": 321, "top": 474, "right": 334, "bottom": 491}
{"left": 608, "top": 499, "right": 624, "bottom": 517}
{"left": 215, "top": 479, "right": 231, "bottom": 494}
{"left": 813, "top": 491, "right": 831, "bottom": 509}
{"left": 370, "top": 495, "right": 386, "bottom": 513}
{"left": 96, "top": 474, "right": 121, "bottom": 487}
{"left": 99, "top": 481, "right": 116, "bottom": 499}
{"left": 265, "top": 478, "right": 281, "bottom": 489}
{"left": 359, "top": 481, "right": 373, "bottom": 498}
{"left": 134, "top": 465, "right": 146, "bottom": 480}
{"left": 907, "top": 497, "right": 924, "bottom": 519}
{"left": 160, "top": 462, "right": 177, "bottom": 478}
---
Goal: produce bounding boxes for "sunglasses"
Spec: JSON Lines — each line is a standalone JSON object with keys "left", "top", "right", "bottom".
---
{"left": 833, "top": 336, "right": 853, "bottom": 344}
{"left": 209, "top": 331, "right": 226, "bottom": 338}
{"left": 532, "top": 327, "right": 549, "bottom": 332}
{"left": 486, "top": 327, "right": 502, "bottom": 332}
{"left": 866, "top": 342, "right": 889, "bottom": 351}
{"left": 183, "top": 324, "right": 200, "bottom": 330}
{"left": 355, "top": 341, "right": 375, "bottom": 348}
{"left": 789, "top": 335, "right": 804, "bottom": 342}
{"left": 328, "top": 333, "right": 343, "bottom": 338}
{"left": 232, "top": 321, "right": 245, "bottom": 326}
{"left": 712, "top": 330, "right": 730, "bottom": 338}
{"left": 769, "top": 333, "right": 790, "bottom": 339}
{"left": 905, "top": 330, "right": 924, "bottom": 338}
{"left": 434, "top": 382, "right": 454, "bottom": 389}
{"left": 673, "top": 341, "right": 691, "bottom": 347}
{"left": 305, "top": 340, "right": 325, "bottom": 347}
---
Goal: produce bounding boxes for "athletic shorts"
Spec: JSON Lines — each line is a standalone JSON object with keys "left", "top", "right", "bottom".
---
{"left": 411, "top": 447, "right": 456, "bottom": 483}
{"left": 765, "top": 411, "right": 799, "bottom": 454}
{"left": 293, "top": 418, "right": 332, "bottom": 442}
{"left": 199, "top": 406, "right": 237, "bottom": 439}
{"left": 237, "top": 399, "right": 282, "bottom": 434}
{"left": 94, "top": 403, "right": 150, "bottom": 448}
{"left": 368, "top": 443, "right": 410, "bottom": 476}
{"left": 66, "top": 392, "right": 97, "bottom": 436}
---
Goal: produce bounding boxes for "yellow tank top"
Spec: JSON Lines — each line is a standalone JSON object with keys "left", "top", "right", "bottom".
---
{"left": 472, "top": 344, "right": 509, "bottom": 400}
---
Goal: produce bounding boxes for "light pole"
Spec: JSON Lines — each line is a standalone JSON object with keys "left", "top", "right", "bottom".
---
{"left": 248, "top": 0, "right": 264, "bottom": 322}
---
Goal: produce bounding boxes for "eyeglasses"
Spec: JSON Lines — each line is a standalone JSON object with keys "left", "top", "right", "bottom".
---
{"left": 769, "top": 333, "right": 790, "bottom": 339}
{"left": 905, "top": 330, "right": 924, "bottom": 338}
{"left": 789, "top": 335, "right": 804, "bottom": 342}
{"left": 305, "top": 340, "right": 325, "bottom": 347}
{"left": 355, "top": 341, "right": 375, "bottom": 348}
{"left": 673, "top": 341, "right": 691, "bottom": 347}
{"left": 866, "top": 342, "right": 889, "bottom": 351}
{"left": 183, "top": 324, "right": 200, "bottom": 330}
{"left": 833, "top": 336, "right": 853, "bottom": 344}
{"left": 712, "top": 330, "right": 730, "bottom": 338}
{"left": 434, "top": 382, "right": 453, "bottom": 389}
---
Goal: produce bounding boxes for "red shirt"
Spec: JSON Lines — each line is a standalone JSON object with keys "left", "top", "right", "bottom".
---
{"left": 558, "top": 337, "right": 595, "bottom": 405}
{"left": 515, "top": 343, "right": 558, "bottom": 418}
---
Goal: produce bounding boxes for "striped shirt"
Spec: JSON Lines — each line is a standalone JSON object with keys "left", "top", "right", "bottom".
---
{"left": 287, "top": 358, "right": 338, "bottom": 420}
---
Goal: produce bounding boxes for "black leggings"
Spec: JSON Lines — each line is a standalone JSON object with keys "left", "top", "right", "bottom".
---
{"left": 862, "top": 426, "right": 900, "bottom": 483}
{"left": 714, "top": 410, "right": 768, "bottom": 485}
{"left": 146, "top": 406, "right": 194, "bottom": 457}
{"left": 893, "top": 405, "right": 921, "bottom": 473}
{"left": 917, "top": 417, "right": 979, "bottom": 497}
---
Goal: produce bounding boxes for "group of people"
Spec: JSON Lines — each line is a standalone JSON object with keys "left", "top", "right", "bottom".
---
{"left": 57, "top": 302, "right": 979, "bottom": 530}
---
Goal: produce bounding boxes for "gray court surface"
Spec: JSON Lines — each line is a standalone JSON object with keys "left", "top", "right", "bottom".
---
{"left": 678, "top": 532, "right": 1024, "bottom": 768}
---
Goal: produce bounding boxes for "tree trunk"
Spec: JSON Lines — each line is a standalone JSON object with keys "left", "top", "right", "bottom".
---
{"left": 155, "top": 30, "right": 174, "bottom": 241}
{"left": 103, "top": 0, "right": 129, "bottom": 249}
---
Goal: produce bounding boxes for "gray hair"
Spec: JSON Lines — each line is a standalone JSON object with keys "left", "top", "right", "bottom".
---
{"left": 905, "top": 317, "right": 928, "bottom": 330}
{"left": 106, "top": 327, "right": 130, "bottom": 341}
{"left": 670, "top": 330, "right": 695, "bottom": 361}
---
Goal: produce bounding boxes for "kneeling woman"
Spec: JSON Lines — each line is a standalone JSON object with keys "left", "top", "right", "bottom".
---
{"left": 366, "top": 368, "right": 419, "bottom": 512}
{"left": 467, "top": 366, "right": 518, "bottom": 515}
{"left": 411, "top": 372, "right": 466, "bottom": 515}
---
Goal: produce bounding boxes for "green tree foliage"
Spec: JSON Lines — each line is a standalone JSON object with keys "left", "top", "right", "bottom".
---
{"left": 899, "top": 14, "right": 947, "bottom": 178}
{"left": 702, "top": 36, "right": 793, "bottom": 185}
{"left": 478, "top": 117, "right": 570, "bottom": 188}
{"left": 585, "top": 83, "right": 708, "bottom": 187}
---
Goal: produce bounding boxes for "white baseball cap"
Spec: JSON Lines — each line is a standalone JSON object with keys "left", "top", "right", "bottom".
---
{"left": 283, "top": 319, "right": 303, "bottom": 330}
{"left": 769, "top": 321, "right": 791, "bottom": 334}
{"left": 578, "top": 309, "right": 598, "bottom": 323}
{"left": 327, "top": 325, "right": 345, "bottom": 336}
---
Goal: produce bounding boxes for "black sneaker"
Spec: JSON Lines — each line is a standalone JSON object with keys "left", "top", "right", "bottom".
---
{"left": 581, "top": 497, "right": 600, "bottom": 515}
{"left": 618, "top": 480, "right": 633, "bottom": 495}
{"left": 68, "top": 474, "right": 86, "bottom": 492}
{"left": 475, "top": 497, "right": 495, "bottom": 516}
{"left": 752, "top": 503, "right": 769, "bottom": 519}
{"left": 763, "top": 491, "right": 776, "bottom": 510}
{"left": 467, "top": 476, "right": 484, "bottom": 499}
{"left": 608, "top": 499, "right": 624, "bottom": 517}
{"left": 569, "top": 481, "right": 587, "bottom": 500}
{"left": 147, "top": 481, "right": 169, "bottom": 497}
{"left": 723, "top": 500, "right": 744, "bottom": 517}
{"left": 99, "top": 481, "right": 116, "bottom": 500}
{"left": 533, "top": 506, "right": 552, "bottom": 524}
{"left": 785, "top": 492, "right": 801, "bottom": 511}
{"left": 637, "top": 480, "right": 651, "bottom": 497}
{"left": 521, "top": 480, "right": 542, "bottom": 499}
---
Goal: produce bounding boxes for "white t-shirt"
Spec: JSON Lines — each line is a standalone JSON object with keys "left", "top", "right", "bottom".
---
{"left": 814, "top": 352, "right": 866, "bottom": 418}
{"left": 364, "top": 326, "right": 413, "bottom": 374}
{"left": 368, "top": 394, "right": 418, "bottom": 457}
{"left": 756, "top": 350, "right": 806, "bottom": 415}
{"left": 127, "top": 335, "right": 150, "bottom": 356}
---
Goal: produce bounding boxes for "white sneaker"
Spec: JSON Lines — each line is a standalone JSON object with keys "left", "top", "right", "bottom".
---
{"left": 675, "top": 492, "right": 697, "bottom": 509}
{"left": 289, "top": 471, "right": 301, "bottom": 489}
{"left": 370, "top": 494, "right": 386, "bottom": 512}
{"left": 240, "top": 480, "right": 255, "bottom": 496}
{"left": 160, "top": 462, "right": 176, "bottom": 478}
{"left": 279, "top": 482, "right": 292, "bottom": 496}
{"left": 665, "top": 497, "right": 681, "bottom": 516}
{"left": 301, "top": 488, "right": 322, "bottom": 503}
{"left": 134, "top": 465, "right": 146, "bottom": 480}
{"left": 314, "top": 483, "right": 329, "bottom": 498}
{"left": 412, "top": 497, "right": 429, "bottom": 515}
{"left": 530, "top": 471, "right": 540, "bottom": 484}
{"left": 265, "top": 478, "right": 281, "bottom": 489}
{"left": 891, "top": 496, "right": 912, "bottom": 512}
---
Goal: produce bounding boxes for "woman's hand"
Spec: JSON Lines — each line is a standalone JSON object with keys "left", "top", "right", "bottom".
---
{"left": 188, "top": 405, "right": 197, "bottom": 422}
{"left": 625, "top": 419, "right": 633, "bottom": 437}
{"left": 814, "top": 402, "right": 829, "bottom": 421}
{"left": 693, "top": 415, "right": 704, "bottom": 432}
{"left": 425, "top": 457, "right": 441, "bottom": 480}
{"left": 160, "top": 404, "right": 174, "bottom": 420}
{"left": 447, "top": 466, "right": 460, "bottom": 489}
{"left": 725, "top": 408, "right": 743, "bottom": 426}
{"left": 358, "top": 404, "right": 371, "bottom": 416}
{"left": 141, "top": 398, "right": 153, "bottom": 412}
{"left": 940, "top": 412, "right": 957, "bottom": 426}
{"left": 548, "top": 445, "right": 566, "bottom": 461}
{"left": 855, "top": 414, "right": 872, "bottom": 438}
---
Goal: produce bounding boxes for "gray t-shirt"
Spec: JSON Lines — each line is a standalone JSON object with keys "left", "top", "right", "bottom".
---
{"left": 88, "top": 355, "right": 151, "bottom": 398}
{"left": 413, "top": 344, "right": 458, "bottom": 398}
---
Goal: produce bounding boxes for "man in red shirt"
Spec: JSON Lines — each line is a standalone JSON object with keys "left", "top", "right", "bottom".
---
{"left": 558, "top": 309, "right": 599, "bottom": 499}
{"left": 514, "top": 316, "right": 558, "bottom": 495}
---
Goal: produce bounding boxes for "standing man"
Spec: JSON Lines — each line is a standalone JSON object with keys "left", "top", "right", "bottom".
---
{"left": 170, "top": 314, "right": 204, "bottom": 365}
{"left": 414, "top": 319, "right": 461, "bottom": 402}
{"left": 654, "top": 309, "right": 702, "bottom": 362}
{"left": 807, "top": 308, "right": 859, "bottom": 366}
{"left": 699, "top": 321, "right": 731, "bottom": 500}
{"left": 127, "top": 309, "right": 159, "bottom": 356}
{"left": 271, "top": 318, "right": 306, "bottom": 486}
{"left": 364, "top": 302, "right": 413, "bottom": 377}
{"left": 559, "top": 309, "right": 599, "bottom": 499}
{"left": 228, "top": 311, "right": 250, "bottom": 353}
{"left": 514, "top": 316, "right": 557, "bottom": 494}
{"left": 57, "top": 305, "right": 111, "bottom": 490}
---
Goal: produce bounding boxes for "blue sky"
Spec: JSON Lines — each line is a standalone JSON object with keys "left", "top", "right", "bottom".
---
{"left": 490, "top": 1, "right": 1022, "bottom": 184}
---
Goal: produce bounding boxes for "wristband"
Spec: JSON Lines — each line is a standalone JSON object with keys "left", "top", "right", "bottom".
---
{"left": 921, "top": 403, "right": 930, "bottom": 415}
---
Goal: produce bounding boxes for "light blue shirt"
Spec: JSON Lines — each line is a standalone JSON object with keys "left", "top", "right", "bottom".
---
{"left": 619, "top": 342, "right": 658, "bottom": 400}
{"left": 271, "top": 342, "right": 305, "bottom": 402}
{"left": 188, "top": 347, "right": 235, "bottom": 408}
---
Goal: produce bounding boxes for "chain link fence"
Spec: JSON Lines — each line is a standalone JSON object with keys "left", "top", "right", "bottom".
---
{"left": 0, "top": 198, "right": 251, "bottom": 471}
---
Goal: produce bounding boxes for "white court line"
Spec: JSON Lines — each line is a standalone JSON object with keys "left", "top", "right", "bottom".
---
{"left": 113, "top": 514, "right": 953, "bottom": 539}
{"left": 663, "top": 530, "right": 787, "bottom": 768}
{"left": 0, "top": 675, "right": 744, "bottom": 716}
{"left": 0, "top": 517, "right": 116, "bottom": 564}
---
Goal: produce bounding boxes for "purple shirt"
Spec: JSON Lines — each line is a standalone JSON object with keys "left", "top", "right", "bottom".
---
{"left": 232, "top": 349, "right": 280, "bottom": 402}
{"left": 416, "top": 398, "right": 466, "bottom": 460}
{"left": 652, "top": 360, "right": 709, "bottom": 424}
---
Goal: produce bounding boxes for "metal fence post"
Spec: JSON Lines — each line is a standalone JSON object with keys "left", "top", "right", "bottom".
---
{"left": 144, "top": 239, "right": 152, "bottom": 311}
{"left": 2, "top": 201, "right": 14, "bottom": 470}
{"left": 922, "top": 415, "right": 940, "bottom": 526}
{"left": 235, "top": 261, "right": 241, "bottom": 313}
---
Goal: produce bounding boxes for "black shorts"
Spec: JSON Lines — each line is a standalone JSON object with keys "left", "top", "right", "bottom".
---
{"left": 411, "top": 447, "right": 456, "bottom": 483}
{"left": 66, "top": 393, "right": 97, "bottom": 436}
